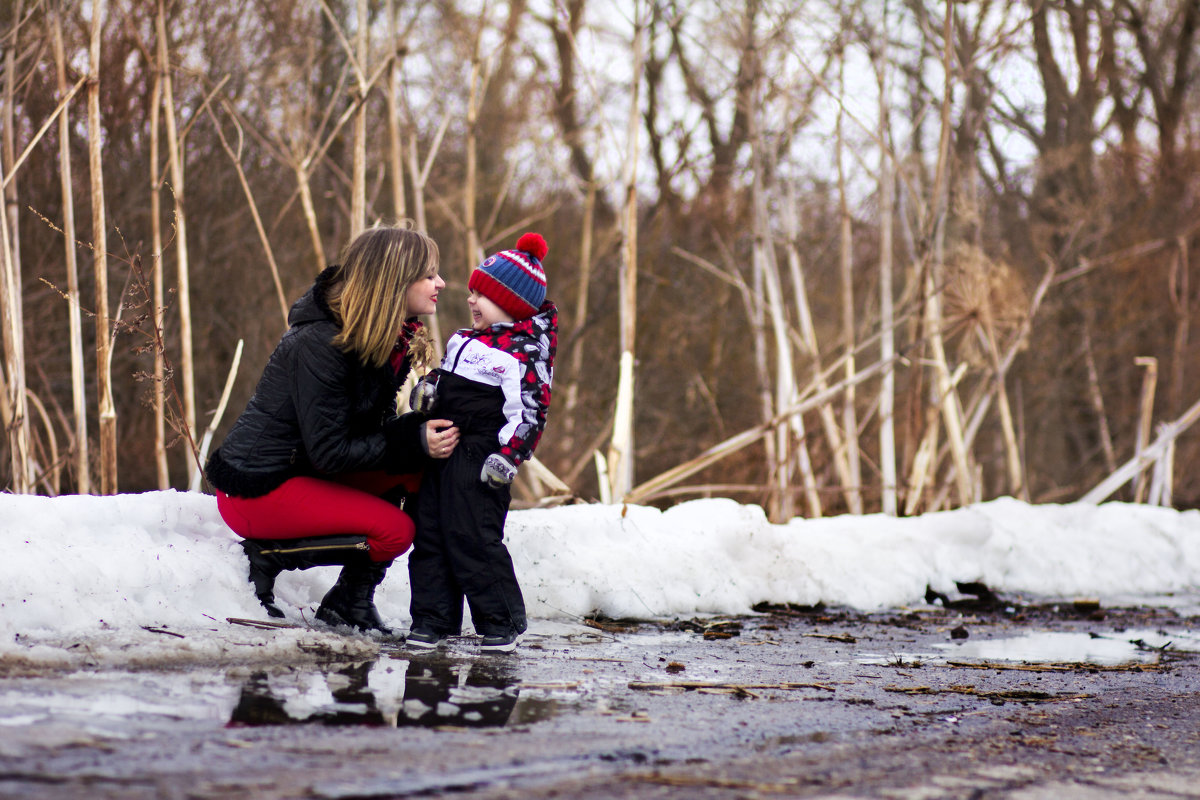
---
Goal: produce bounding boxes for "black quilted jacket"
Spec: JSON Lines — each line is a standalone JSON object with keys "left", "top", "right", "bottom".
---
{"left": 204, "top": 266, "right": 425, "bottom": 498}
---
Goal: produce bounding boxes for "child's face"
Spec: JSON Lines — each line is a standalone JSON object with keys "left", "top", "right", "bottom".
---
{"left": 468, "top": 289, "right": 514, "bottom": 330}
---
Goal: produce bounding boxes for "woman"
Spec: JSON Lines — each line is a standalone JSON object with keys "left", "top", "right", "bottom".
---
{"left": 205, "top": 224, "right": 460, "bottom": 634}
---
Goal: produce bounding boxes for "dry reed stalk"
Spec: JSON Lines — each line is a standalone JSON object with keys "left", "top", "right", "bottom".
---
{"left": 874, "top": 25, "right": 898, "bottom": 515}
{"left": 191, "top": 340, "right": 243, "bottom": 492}
{"left": 24, "top": 388, "right": 60, "bottom": 495}
{"left": 1081, "top": 395, "right": 1200, "bottom": 503}
{"left": 1133, "top": 356, "right": 1158, "bottom": 503}
{"left": 629, "top": 347, "right": 911, "bottom": 505}
{"left": 351, "top": 0, "right": 368, "bottom": 234}
{"left": 385, "top": 0, "right": 406, "bottom": 221}
{"left": 149, "top": 42, "right": 168, "bottom": 489}
{"left": 606, "top": 4, "right": 645, "bottom": 501}
{"left": 157, "top": 0, "right": 197, "bottom": 486}
{"left": 560, "top": 172, "right": 597, "bottom": 454}
{"left": 50, "top": 3, "right": 89, "bottom": 492}
{"left": 780, "top": 182, "right": 853, "bottom": 512}
{"left": 922, "top": 3, "right": 973, "bottom": 507}
{"left": 0, "top": 157, "right": 29, "bottom": 494}
{"left": 90, "top": 0, "right": 117, "bottom": 493}
{"left": 1082, "top": 318, "right": 1117, "bottom": 474}
{"left": 835, "top": 70, "right": 863, "bottom": 515}
{"left": 1169, "top": 237, "right": 1189, "bottom": 418}
{"left": 208, "top": 102, "right": 289, "bottom": 324}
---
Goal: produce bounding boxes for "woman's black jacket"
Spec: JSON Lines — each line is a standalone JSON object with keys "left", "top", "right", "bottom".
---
{"left": 205, "top": 266, "right": 425, "bottom": 498}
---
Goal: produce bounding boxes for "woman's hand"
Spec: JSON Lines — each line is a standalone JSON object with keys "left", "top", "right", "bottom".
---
{"left": 424, "top": 420, "right": 459, "bottom": 459}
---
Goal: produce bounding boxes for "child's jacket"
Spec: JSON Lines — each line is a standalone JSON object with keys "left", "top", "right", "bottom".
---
{"left": 431, "top": 301, "right": 557, "bottom": 467}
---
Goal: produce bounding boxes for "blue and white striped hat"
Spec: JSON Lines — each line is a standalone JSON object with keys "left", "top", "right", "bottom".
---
{"left": 467, "top": 232, "right": 548, "bottom": 320}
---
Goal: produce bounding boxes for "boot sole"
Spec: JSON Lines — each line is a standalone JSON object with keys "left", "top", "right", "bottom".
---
{"left": 315, "top": 606, "right": 392, "bottom": 636}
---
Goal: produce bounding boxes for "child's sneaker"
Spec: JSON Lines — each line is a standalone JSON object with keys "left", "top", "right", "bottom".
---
{"left": 405, "top": 628, "right": 442, "bottom": 649}
{"left": 479, "top": 632, "right": 519, "bottom": 653}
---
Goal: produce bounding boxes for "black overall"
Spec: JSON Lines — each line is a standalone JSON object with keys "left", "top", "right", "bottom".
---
{"left": 408, "top": 370, "right": 528, "bottom": 638}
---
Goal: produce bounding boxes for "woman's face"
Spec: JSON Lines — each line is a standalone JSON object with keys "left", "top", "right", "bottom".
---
{"left": 406, "top": 270, "right": 445, "bottom": 316}
{"left": 468, "top": 289, "right": 514, "bottom": 330}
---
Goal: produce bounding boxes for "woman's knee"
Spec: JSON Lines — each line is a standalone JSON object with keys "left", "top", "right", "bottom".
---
{"left": 367, "top": 510, "right": 416, "bottom": 561}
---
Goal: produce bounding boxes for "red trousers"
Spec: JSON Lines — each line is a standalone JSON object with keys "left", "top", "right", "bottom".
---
{"left": 216, "top": 471, "right": 421, "bottom": 562}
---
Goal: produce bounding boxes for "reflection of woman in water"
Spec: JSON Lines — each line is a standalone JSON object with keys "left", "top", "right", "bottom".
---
{"left": 228, "top": 662, "right": 385, "bottom": 727}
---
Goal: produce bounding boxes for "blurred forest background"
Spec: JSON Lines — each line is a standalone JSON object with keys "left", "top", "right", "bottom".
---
{"left": 1, "top": 0, "right": 1199, "bottom": 521}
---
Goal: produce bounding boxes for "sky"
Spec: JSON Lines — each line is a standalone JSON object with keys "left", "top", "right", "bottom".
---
{"left": 2, "top": 490, "right": 1200, "bottom": 670}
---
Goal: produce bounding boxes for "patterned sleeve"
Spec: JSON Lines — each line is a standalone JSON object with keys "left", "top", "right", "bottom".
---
{"left": 498, "top": 332, "right": 554, "bottom": 467}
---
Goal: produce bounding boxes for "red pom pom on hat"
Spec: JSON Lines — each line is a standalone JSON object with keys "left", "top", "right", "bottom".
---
{"left": 515, "top": 232, "right": 548, "bottom": 261}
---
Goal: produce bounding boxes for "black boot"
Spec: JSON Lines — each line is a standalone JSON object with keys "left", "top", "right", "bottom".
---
{"left": 315, "top": 556, "right": 393, "bottom": 634}
{"left": 241, "top": 535, "right": 370, "bottom": 618}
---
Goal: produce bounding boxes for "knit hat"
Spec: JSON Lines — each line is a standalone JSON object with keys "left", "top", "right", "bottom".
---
{"left": 468, "top": 232, "right": 548, "bottom": 320}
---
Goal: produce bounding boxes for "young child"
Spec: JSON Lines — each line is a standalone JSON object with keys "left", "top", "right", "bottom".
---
{"left": 405, "top": 232, "right": 557, "bottom": 653}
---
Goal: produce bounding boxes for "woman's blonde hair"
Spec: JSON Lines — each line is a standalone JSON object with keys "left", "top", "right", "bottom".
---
{"left": 327, "top": 223, "right": 439, "bottom": 370}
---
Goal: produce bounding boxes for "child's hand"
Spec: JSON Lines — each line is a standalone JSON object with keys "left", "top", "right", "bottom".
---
{"left": 409, "top": 372, "right": 439, "bottom": 413}
{"left": 481, "top": 454, "right": 517, "bottom": 487}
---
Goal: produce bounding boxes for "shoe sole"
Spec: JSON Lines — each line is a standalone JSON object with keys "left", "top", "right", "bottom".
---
{"left": 479, "top": 636, "right": 520, "bottom": 653}
{"left": 404, "top": 638, "right": 441, "bottom": 650}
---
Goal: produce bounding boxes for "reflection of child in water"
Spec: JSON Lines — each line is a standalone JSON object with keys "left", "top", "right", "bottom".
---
{"left": 406, "top": 233, "right": 557, "bottom": 653}
{"left": 397, "top": 661, "right": 520, "bottom": 728}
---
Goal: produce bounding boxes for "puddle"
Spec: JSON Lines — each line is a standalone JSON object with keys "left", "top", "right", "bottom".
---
{"left": 860, "top": 628, "right": 1199, "bottom": 667}
{"left": 0, "top": 658, "right": 570, "bottom": 733}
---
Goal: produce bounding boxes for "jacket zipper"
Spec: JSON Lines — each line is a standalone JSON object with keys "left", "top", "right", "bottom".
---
{"left": 261, "top": 541, "right": 369, "bottom": 554}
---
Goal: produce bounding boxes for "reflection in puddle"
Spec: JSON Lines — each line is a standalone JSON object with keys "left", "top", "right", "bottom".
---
{"left": 860, "top": 628, "right": 1198, "bottom": 667}
{"left": 936, "top": 632, "right": 1152, "bottom": 666}
{"left": 228, "top": 658, "right": 560, "bottom": 729}
{"left": 936, "top": 629, "right": 1195, "bottom": 665}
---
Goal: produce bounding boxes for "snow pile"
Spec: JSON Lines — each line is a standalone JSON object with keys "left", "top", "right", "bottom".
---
{"left": 2, "top": 490, "right": 1199, "bottom": 668}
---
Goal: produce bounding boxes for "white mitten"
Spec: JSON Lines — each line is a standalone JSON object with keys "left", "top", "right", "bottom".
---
{"left": 480, "top": 453, "right": 517, "bottom": 488}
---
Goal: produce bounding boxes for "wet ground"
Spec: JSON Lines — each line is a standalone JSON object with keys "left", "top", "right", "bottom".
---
{"left": 1, "top": 594, "right": 1199, "bottom": 799}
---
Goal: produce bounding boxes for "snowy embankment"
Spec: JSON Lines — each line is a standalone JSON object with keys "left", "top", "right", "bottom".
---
{"left": 2, "top": 490, "right": 1199, "bottom": 669}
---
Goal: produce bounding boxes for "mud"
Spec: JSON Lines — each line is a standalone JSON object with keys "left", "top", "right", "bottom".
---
{"left": 1, "top": 596, "right": 1198, "bottom": 799}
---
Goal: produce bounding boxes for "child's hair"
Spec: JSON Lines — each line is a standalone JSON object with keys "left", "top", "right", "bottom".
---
{"left": 327, "top": 223, "right": 440, "bottom": 369}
